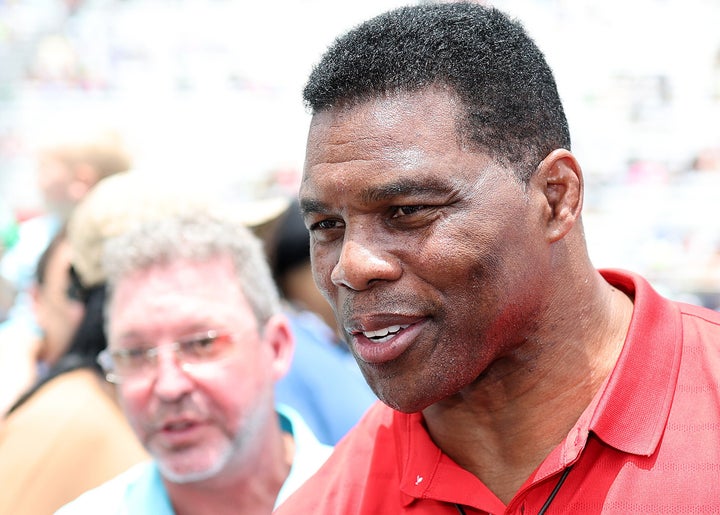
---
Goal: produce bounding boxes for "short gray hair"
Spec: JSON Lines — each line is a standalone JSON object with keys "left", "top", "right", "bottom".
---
{"left": 102, "top": 208, "right": 281, "bottom": 327}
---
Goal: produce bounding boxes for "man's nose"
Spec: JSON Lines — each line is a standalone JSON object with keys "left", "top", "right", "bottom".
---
{"left": 152, "top": 348, "right": 194, "bottom": 401}
{"left": 330, "top": 233, "right": 401, "bottom": 291}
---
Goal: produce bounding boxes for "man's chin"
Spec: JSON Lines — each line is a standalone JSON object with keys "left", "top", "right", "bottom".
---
{"left": 153, "top": 447, "right": 229, "bottom": 484}
{"left": 157, "top": 459, "right": 225, "bottom": 484}
{"left": 377, "top": 392, "right": 434, "bottom": 414}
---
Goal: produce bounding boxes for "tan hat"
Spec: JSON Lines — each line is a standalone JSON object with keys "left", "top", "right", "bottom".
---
{"left": 67, "top": 171, "right": 290, "bottom": 287}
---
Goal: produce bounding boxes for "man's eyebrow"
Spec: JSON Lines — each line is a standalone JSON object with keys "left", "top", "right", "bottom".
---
{"left": 299, "top": 198, "right": 329, "bottom": 216}
{"left": 110, "top": 330, "right": 143, "bottom": 346}
{"left": 360, "top": 177, "right": 454, "bottom": 204}
{"left": 300, "top": 177, "right": 456, "bottom": 215}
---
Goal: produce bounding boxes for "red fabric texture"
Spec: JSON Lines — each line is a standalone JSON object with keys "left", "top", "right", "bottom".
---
{"left": 276, "top": 270, "right": 720, "bottom": 514}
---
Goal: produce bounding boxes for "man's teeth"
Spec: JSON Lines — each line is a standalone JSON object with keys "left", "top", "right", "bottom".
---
{"left": 363, "top": 325, "right": 409, "bottom": 343}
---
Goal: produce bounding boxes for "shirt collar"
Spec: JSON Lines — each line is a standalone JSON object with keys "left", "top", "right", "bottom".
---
{"left": 125, "top": 462, "right": 175, "bottom": 514}
{"left": 396, "top": 269, "right": 682, "bottom": 508}
{"left": 397, "top": 411, "right": 506, "bottom": 512}
{"left": 586, "top": 269, "right": 682, "bottom": 456}
{"left": 275, "top": 404, "right": 334, "bottom": 509}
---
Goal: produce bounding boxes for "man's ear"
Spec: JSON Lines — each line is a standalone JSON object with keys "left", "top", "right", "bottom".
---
{"left": 262, "top": 313, "right": 295, "bottom": 381}
{"left": 533, "top": 149, "right": 583, "bottom": 243}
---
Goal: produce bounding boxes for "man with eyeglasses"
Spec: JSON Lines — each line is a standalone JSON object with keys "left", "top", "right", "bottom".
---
{"left": 57, "top": 208, "right": 332, "bottom": 514}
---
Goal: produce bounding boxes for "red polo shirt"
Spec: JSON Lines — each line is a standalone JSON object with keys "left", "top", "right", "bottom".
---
{"left": 276, "top": 270, "right": 720, "bottom": 514}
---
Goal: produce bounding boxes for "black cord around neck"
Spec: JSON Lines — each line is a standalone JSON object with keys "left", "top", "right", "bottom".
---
{"left": 454, "top": 465, "right": 573, "bottom": 515}
{"left": 537, "top": 465, "right": 573, "bottom": 515}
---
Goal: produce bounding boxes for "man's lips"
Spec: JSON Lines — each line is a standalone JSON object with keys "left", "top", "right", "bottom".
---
{"left": 161, "top": 419, "right": 198, "bottom": 432}
{"left": 345, "top": 313, "right": 425, "bottom": 335}
{"left": 151, "top": 417, "right": 207, "bottom": 447}
{"left": 347, "top": 318, "right": 425, "bottom": 364}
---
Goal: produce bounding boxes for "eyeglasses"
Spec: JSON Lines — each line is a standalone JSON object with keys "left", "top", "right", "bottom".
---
{"left": 97, "top": 330, "right": 240, "bottom": 384}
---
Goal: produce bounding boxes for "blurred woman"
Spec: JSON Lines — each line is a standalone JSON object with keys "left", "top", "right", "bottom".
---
{"left": 0, "top": 216, "right": 147, "bottom": 515}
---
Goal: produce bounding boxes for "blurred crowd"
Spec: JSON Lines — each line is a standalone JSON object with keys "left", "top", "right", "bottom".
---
{"left": 583, "top": 146, "right": 720, "bottom": 310}
{"left": 0, "top": 127, "right": 376, "bottom": 513}
{"left": 0, "top": 0, "right": 719, "bottom": 513}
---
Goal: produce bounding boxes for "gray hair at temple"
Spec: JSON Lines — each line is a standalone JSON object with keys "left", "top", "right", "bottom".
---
{"left": 303, "top": 1, "right": 571, "bottom": 182}
{"left": 102, "top": 209, "right": 281, "bottom": 328}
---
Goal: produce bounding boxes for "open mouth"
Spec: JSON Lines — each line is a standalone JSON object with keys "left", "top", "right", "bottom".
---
{"left": 362, "top": 324, "right": 410, "bottom": 343}
{"left": 163, "top": 420, "right": 195, "bottom": 431}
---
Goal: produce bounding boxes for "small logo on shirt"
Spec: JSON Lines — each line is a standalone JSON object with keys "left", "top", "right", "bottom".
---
{"left": 415, "top": 475, "right": 423, "bottom": 485}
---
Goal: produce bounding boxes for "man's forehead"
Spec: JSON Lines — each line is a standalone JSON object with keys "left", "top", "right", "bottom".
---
{"left": 110, "top": 257, "right": 240, "bottom": 303}
{"left": 308, "top": 87, "right": 461, "bottom": 136}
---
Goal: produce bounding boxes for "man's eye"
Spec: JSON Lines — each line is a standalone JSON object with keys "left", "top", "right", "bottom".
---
{"left": 115, "top": 348, "right": 149, "bottom": 368}
{"left": 310, "top": 219, "right": 344, "bottom": 231}
{"left": 393, "top": 205, "right": 425, "bottom": 217}
{"left": 185, "top": 335, "right": 217, "bottom": 356}
{"left": 181, "top": 332, "right": 235, "bottom": 361}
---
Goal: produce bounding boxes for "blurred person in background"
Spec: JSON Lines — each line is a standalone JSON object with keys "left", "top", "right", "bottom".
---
{"left": 0, "top": 176, "right": 150, "bottom": 515}
{"left": 57, "top": 202, "right": 332, "bottom": 514}
{"left": 0, "top": 125, "right": 132, "bottom": 383}
{"left": 268, "top": 199, "right": 376, "bottom": 445}
{"left": 28, "top": 226, "right": 85, "bottom": 370}
{"left": 0, "top": 205, "right": 19, "bottom": 274}
{"left": 1, "top": 203, "right": 20, "bottom": 323}
{"left": 1, "top": 170, "right": 288, "bottom": 514}
{"left": 0, "top": 225, "right": 84, "bottom": 415}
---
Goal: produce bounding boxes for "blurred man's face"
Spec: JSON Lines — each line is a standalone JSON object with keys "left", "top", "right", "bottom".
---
{"left": 108, "top": 256, "right": 286, "bottom": 483}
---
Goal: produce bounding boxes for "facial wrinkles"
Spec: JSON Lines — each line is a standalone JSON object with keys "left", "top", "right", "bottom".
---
{"left": 326, "top": 158, "right": 506, "bottom": 309}
{"left": 313, "top": 91, "right": 449, "bottom": 165}
{"left": 377, "top": 132, "right": 504, "bottom": 205}
{"left": 313, "top": 135, "right": 389, "bottom": 169}
{"left": 306, "top": 93, "right": 541, "bottom": 410}
{"left": 351, "top": 173, "right": 522, "bottom": 373}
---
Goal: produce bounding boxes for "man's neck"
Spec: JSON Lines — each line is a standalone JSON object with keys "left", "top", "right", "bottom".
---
{"left": 422, "top": 275, "right": 633, "bottom": 504}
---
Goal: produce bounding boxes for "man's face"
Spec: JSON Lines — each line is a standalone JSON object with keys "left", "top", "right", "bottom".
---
{"left": 301, "top": 88, "right": 551, "bottom": 413}
{"left": 108, "top": 256, "right": 286, "bottom": 483}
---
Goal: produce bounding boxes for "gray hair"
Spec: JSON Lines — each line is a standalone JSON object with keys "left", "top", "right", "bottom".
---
{"left": 102, "top": 208, "right": 281, "bottom": 328}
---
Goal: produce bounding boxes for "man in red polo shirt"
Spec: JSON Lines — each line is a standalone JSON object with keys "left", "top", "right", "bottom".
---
{"left": 275, "top": 3, "right": 720, "bottom": 514}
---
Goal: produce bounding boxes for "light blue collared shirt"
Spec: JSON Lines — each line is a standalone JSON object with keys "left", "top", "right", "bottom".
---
{"left": 55, "top": 404, "right": 332, "bottom": 514}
